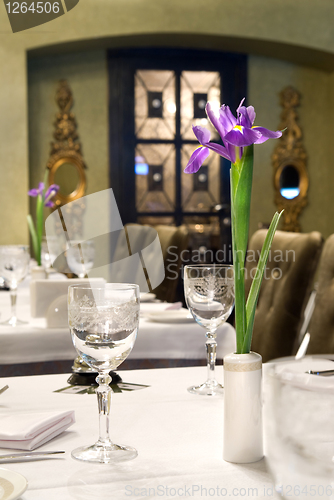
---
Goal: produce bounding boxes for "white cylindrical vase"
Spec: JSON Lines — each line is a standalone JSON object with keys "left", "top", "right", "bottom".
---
{"left": 31, "top": 266, "right": 47, "bottom": 280}
{"left": 223, "top": 351, "right": 263, "bottom": 463}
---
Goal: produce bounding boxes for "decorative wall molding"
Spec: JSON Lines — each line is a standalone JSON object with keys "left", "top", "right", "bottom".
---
{"left": 272, "top": 86, "right": 308, "bottom": 232}
{"left": 47, "top": 79, "right": 87, "bottom": 208}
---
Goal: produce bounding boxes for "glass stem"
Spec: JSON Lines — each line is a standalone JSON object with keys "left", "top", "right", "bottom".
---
{"left": 10, "top": 286, "right": 17, "bottom": 323}
{"left": 206, "top": 332, "right": 217, "bottom": 385}
{"left": 96, "top": 372, "right": 112, "bottom": 446}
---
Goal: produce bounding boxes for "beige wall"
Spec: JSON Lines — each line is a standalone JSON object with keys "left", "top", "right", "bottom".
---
{"left": 1, "top": 0, "right": 334, "bottom": 243}
{"left": 28, "top": 50, "right": 109, "bottom": 202}
{"left": 248, "top": 56, "right": 334, "bottom": 238}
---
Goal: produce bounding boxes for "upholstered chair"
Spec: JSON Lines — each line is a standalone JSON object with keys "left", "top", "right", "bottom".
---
{"left": 153, "top": 225, "right": 189, "bottom": 303}
{"left": 244, "top": 229, "right": 323, "bottom": 362}
{"left": 307, "top": 234, "right": 334, "bottom": 354}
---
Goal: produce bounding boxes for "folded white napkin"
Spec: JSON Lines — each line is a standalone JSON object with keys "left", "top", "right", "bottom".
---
{"left": 0, "top": 410, "right": 75, "bottom": 450}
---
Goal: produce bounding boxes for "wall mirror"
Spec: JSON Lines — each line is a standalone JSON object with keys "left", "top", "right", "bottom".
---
{"left": 272, "top": 87, "right": 308, "bottom": 232}
{"left": 49, "top": 156, "right": 86, "bottom": 205}
{"left": 279, "top": 165, "right": 300, "bottom": 199}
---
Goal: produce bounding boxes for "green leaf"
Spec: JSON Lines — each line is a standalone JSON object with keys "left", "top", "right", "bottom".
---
{"left": 27, "top": 214, "right": 39, "bottom": 264}
{"left": 242, "top": 210, "right": 283, "bottom": 353}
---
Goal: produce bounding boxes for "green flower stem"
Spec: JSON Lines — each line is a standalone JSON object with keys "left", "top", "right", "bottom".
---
{"left": 230, "top": 145, "right": 254, "bottom": 352}
{"left": 35, "top": 194, "right": 43, "bottom": 266}
{"left": 27, "top": 214, "right": 39, "bottom": 265}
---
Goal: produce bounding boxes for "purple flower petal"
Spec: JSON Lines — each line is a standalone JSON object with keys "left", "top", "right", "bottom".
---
{"left": 247, "top": 106, "right": 256, "bottom": 125}
{"left": 28, "top": 182, "right": 44, "bottom": 197}
{"left": 252, "top": 126, "right": 282, "bottom": 144}
{"left": 192, "top": 126, "right": 211, "bottom": 145}
{"left": 28, "top": 189, "right": 39, "bottom": 197}
{"left": 44, "top": 201, "right": 55, "bottom": 208}
{"left": 237, "top": 105, "right": 255, "bottom": 128}
{"left": 224, "top": 126, "right": 261, "bottom": 147}
{"left": 225, "top": 142, "right": 236, "bottom": 164}
{"left": 184, "top": 147, "right": 210, "bottom": 173}
{"left": 45, "top": 184, "right": 60, "bottom": 199}
{"left": 207, "top": 142, "right": 232, "bottom": 162}
{"left": 218, "top": 105, "right": 237, "bottom": 136}
{"left": 206, "top": 103, "right": 229, "bottom": 140}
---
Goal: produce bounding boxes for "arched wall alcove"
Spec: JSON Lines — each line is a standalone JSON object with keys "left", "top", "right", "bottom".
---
{"left": 1, "top": 0, "right": 334, "bottom": 242}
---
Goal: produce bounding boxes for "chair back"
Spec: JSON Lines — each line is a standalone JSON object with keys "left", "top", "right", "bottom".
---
{"left": 244, "top": 229, "right": 323, "bottom": 362}
{"left": 307, "top": 234, "right": 334, "bottom": 354}
{"left": 153, "top": 225, "right": 189, "bottom": 303}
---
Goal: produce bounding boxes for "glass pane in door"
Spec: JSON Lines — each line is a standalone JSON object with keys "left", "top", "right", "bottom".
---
{"left": 135, "top": 70, "right": 176, "bottom": 140}
{"left": 180, "top": 71, "right": 220, "bottom": 140}
{"left": 135, "top": 143, "right": 175, "bottom": 212}
{"left": 181, "top": 144, "right": 220, "bottom": 212}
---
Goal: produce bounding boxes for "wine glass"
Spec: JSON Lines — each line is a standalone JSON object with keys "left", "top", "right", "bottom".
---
{"left": 0, "top": 245, "right": 30, "bottom": 326}
{"left": 184, "top": 264, "right": 234, "bottom": 396}
{"left": 66, "top": 240, "right": 95, "bottom": 278}
{"left": 68, "top": 283, "right": 140, "bottom": 463}
{"left": 41, "top": 236, "right": 59, "bottom": 274}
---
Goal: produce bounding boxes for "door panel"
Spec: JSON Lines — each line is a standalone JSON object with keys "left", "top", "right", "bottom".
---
{"left": 108, "top": 48, "right": 247, "bottom": 259}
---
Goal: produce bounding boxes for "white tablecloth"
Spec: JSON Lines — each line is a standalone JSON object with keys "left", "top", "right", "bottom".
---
{"left": 0, "top": 280, "right": 236, "bottom": 364}
{"left": 0, "top": 367, "right": 274, "bottom": 499}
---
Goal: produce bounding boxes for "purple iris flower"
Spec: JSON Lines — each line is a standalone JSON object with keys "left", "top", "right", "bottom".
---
{"left": 28, "top": 183, "right": 59, "bottom": 208}
{"left": 44, "top": 184, "right": 60, "bottom": 207}
{"left": 184, "top": 99, "right": 282, "bottom": 173}
{"left": 28, "top": 182, "right": 44, "bottom": 198}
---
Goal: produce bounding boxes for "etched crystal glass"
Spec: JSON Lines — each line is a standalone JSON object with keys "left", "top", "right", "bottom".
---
{"left": 184, "top": 264, "right": 234, "bottom": 396}
{"left": 0, "top": 245, "right": 30, "bottom": 326}
{"left": 68, "top": 284, "right": 140, "bottom": 463}
{"left": 266, "top": 360, "right": 334, "bottom": 499}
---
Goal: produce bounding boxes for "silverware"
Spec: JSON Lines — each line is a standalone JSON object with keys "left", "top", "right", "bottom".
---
{"left": 0, "top": 450, "right": 65, "bottom": 463}
{"left": 0, "top": 385, "right": 9, "bottom": 395}
{"left": 307, "top": 369, "right": 334, "bottom": 377}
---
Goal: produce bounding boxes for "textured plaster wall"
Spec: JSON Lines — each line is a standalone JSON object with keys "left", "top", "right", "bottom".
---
{"left": 248, "top": 56, "right": 333, "bottom": 238}
{"left": 28, "top": 50, "right": 109, "bottom": 205}
{"left": 1, "top": 0, "right": 334, "bottom": 242}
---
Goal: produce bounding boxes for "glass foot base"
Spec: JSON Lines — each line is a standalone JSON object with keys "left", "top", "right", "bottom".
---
{"left": 0, "top": 317, "right": 28, "bottom": 327}
{"left": 71, "top": 442, "right": 138, "bottom": 463}
{"left": 187, "top": 381, "right": 224, "bottom": 396}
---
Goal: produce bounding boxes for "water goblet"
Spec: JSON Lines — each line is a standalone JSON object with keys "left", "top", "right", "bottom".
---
{"left": 0, "top": 245, "right": 30, "bottom": 326}
{"left": 66, "top": 240, "right": 95, "bottom": 278}
{"left": 184, "top": 264, "right": 234, "bottom": 396}
{"left": 68, "top": 283, "right": 140, "bottom": 463}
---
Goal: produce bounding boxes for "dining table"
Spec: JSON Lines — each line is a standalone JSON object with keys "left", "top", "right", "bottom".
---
{"left": 0, "top": 275, "right": 236, "bottom": 368}
{"left": 0, "top": 365, "right": 275, "bottom": 500}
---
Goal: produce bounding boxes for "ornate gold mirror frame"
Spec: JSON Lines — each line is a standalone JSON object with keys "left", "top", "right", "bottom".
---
{"left": 47, "top": 80, "right": 87, "bottom": 207}
{"left": 272, "top": 86, "right": 308, "bottom": 232}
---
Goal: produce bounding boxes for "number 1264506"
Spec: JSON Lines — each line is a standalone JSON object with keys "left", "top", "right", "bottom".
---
{"left": 5, "top": 2, "right": 61, "bottom": 14}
